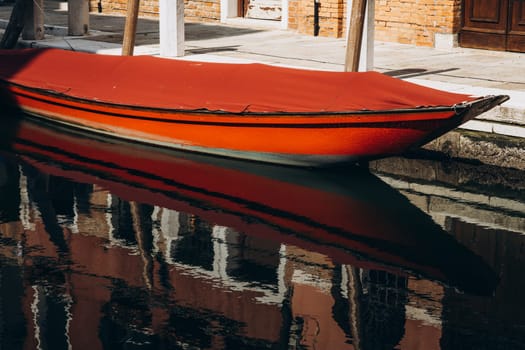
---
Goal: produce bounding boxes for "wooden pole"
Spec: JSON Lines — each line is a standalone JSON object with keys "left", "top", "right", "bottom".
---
{"left": 22, "top": 0, "right": 44, "bottom": 40}
{"left": 346, "top": 265, "right": 362, "bottom": 350}
{"left": 129, "top": 202, "right": 153, "bottom": 289}
{"left": 68, "top": 0, "right": 89, "bottom": 36}
{"left": 122, "top": 0, "right": 140, "bottom": 56}
{"left": 0, "top": 0, "right": 27, "bottom": 49}
{"left": 344, "top": 0, "right": 367, "bottom": 72}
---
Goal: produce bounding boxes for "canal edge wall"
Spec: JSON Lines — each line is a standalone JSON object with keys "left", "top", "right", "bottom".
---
{"left": 402, "top": 79, "right": 525, "bottom": 171}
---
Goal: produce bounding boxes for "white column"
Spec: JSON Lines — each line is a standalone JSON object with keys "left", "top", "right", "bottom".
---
{"left": 346, "top": 0, "right": 374, "bottom": 71}
{"left": 160, "top": 0, "right": 185, "bottom": 57}
{"left": 212, "top": 226, "right": 229, "bottom": 280}
{"left": 280, "top": 0, "right": 289, "bottom": 29}
{"left": 220, "top": 0, "right": 237, "bottom": 22}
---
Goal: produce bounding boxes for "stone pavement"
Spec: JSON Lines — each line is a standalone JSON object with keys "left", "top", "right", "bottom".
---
{"left": 1, "top": 0, "right": 525, "bottom": 140}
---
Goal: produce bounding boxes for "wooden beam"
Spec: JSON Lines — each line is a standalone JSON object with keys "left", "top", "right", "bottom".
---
{"left": 344, "top": 0, "right": 367, "bottom": 72}
{"left": 0, "top": 0, "right": 27, "bottom": 49}
{"left": 122, "top": 0, "right": 140, "bottom": 56}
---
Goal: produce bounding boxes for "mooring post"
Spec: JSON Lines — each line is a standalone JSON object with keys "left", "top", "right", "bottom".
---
{"left": 68, "top": 0, "right": 89, "bottom": 35}
{"left": 0, "top": 0, "right": 26, "bottom": 48}
{"left": 22, "top": 0, "right": 44, "bottom": 40}
{"left": 344, "top": 0, "right": 367, "bottom": 72}
{"left": 122, "top": 0, "right": 140, "bottom": 55}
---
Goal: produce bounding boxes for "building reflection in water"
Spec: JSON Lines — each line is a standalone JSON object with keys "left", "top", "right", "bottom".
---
{"left": 0, "top": 158, "right": 420, "bottom": 350}
{"left": 0, "top": 120, "right": 523, "bottom": 349}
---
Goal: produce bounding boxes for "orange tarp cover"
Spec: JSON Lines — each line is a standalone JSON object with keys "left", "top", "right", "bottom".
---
{"left": 0, "top": 48, "right": 474, "bottom": 113}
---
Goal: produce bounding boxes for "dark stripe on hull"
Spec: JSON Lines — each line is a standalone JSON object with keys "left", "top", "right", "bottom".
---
{"left": 11, "top": 89, "right": 461, "bottom": 130}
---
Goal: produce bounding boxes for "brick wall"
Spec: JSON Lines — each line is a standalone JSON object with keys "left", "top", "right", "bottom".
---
{"left": 374, "top": 0, "right": 461, "bottom": 46}
{"left": 89, "top": 0, "right": 158, "bottom": 17}
{"left": 90, "top": 0, "right": 221, "bottom": 22}
{"left": 90, "top": 0, "right": 460, "bottom": 45}
{"left": 288, "top": 0, "right": 459, "bottom": 43}
{"left": 184, "top": 0, "right": 221, "bottom": 22}
{"left": 288, "top": 0, "right": 346, "bottom": 37}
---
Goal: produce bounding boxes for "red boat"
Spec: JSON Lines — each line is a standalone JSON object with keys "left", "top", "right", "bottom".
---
{"left": 0, "top": 48, "right": 508, "bottom": 167}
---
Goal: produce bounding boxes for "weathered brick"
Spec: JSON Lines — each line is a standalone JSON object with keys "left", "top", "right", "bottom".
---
{"left": 94, "top": 0, "right": 458, "bottom": 44}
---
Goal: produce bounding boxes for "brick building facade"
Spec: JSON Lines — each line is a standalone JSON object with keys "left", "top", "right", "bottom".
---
{"left": 89, "top": 0, "right": 520, "bottom": 51}
{"left": 89, "top": 0, "right": 220, "bottom": 22}
{"left": 375, "top": 0, "right": 461, "bottom": 47}
{"left": 287, "top": 0, "right": 347, "bottom": 37}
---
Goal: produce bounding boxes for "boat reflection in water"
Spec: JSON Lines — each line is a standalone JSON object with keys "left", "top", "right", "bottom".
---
{"left": 0, "top": 117, "right": 497, "bottom": 349}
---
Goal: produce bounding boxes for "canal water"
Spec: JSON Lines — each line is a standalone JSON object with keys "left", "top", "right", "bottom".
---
{"left": 0, "top": 112, "right": 524, "bottom": 349}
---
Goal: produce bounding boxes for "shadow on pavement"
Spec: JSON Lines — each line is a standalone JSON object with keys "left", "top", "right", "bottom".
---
{"left": 383, "top": 67, "right": 459, "bottom": 79}
{"left": 186, "top": 45, "right": 240, "bottom": 54}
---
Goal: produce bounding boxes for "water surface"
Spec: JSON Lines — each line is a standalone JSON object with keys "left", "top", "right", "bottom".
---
{"left": 0, "top": 115, "right": 524, "bottom": 349}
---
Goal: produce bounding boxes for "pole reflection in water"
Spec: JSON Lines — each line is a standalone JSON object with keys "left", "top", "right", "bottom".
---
{"left": 0, "top": 117, "right": 521, "bottom": 349}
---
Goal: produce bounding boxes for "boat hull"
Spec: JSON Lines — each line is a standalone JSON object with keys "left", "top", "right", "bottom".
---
{"left": 3, "top": 83, "right": 507, "bottom": 167}
{"left": 0, "top": 48, "right": 509, "bottom": 166}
